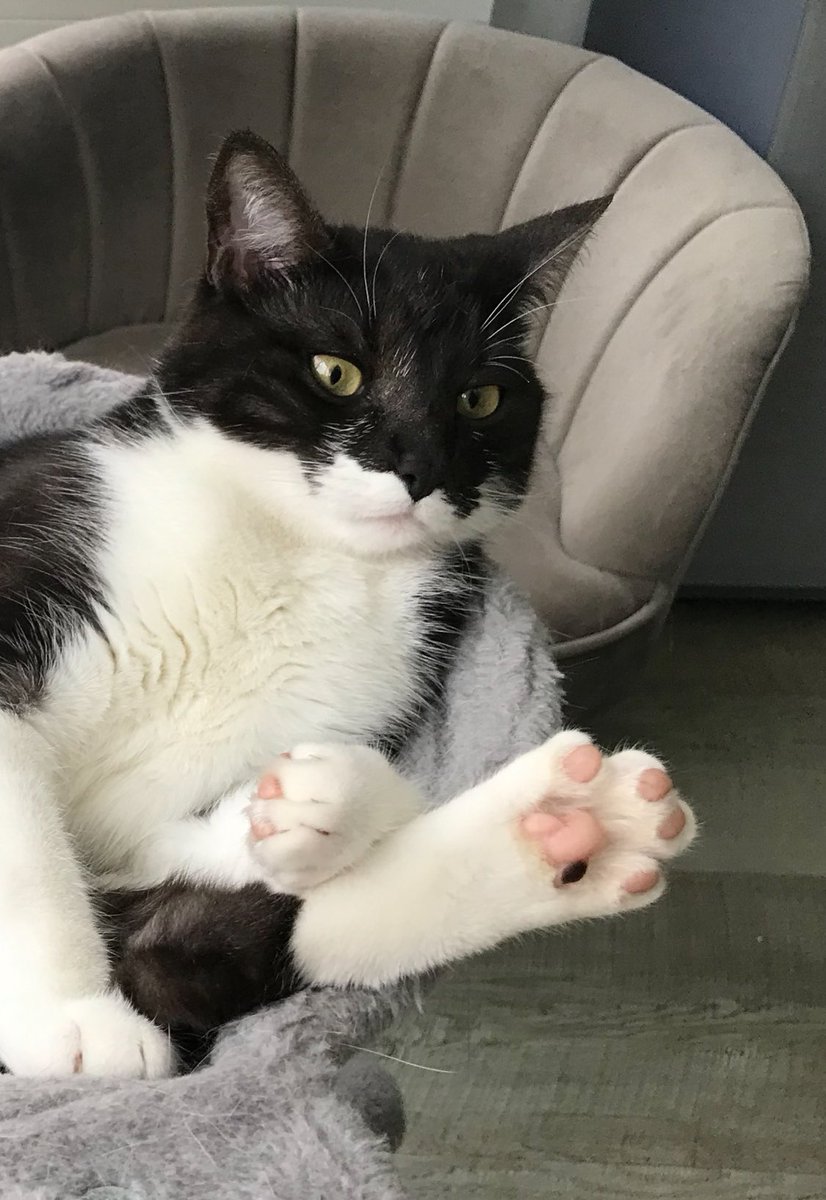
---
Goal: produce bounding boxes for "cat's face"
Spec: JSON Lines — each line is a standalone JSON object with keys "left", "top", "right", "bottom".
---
{"left": 159, "top": 132, "right": 609, "bottom": 556}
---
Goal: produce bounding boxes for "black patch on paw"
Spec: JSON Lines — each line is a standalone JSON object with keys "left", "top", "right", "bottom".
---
{"left": 560, "top": 860, "right": 588, "bottom": 885}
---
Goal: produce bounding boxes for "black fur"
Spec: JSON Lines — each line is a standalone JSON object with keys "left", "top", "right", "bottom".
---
{"left": 0, "top": 129, "right": 609, "bottom": 1055}
{"left": 0, "top": 432, "right": 105, "bottom": 713}
{"left": 158, "top": 133, "right": 608, "bottom": 520}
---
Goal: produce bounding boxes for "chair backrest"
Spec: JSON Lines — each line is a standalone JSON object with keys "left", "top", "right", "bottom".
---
{"left": 0, "top": 8, "right": 809, "bottom": 661}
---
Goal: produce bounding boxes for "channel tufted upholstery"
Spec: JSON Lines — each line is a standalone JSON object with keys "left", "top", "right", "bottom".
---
{"left": 0, "top": 7, "right": 809, "bottom": 707}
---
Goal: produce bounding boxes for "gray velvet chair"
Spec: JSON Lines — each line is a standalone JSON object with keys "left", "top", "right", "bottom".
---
{"left": 0, "top": 7, "right": 809, "bottom": 708}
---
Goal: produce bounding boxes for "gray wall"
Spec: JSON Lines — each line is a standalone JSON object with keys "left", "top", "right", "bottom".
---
{"left": 0, "top": 0, "right": 493, "bottom": 50}
{"left": 492, "top": 0, "right": 591, "bottom": 45}
{"left": 585, "top": 0, "right": 807, "bottom": 154}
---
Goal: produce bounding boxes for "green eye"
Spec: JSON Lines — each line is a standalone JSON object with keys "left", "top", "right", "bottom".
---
{"left": 311, "top": 354, "right": 363, "bottom": 397}
{"left": 457, "top": 384, "right": 501, "bottom": 420}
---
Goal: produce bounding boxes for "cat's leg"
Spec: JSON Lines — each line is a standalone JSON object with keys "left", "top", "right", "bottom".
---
{"left": 116, "top": 744, "right": 423, "bottom": 893}
{"left": 107, "top": 781, "right": 266, "bottom": 889}
{"left": 0, "top": 713, "right": 174, "bottom": 1078}
{"left": 287, "top": 731, "right": 697, "bottom": 987}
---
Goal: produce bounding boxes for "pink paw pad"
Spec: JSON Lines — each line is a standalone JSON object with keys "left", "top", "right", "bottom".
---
{"left": 562, "top": 743, "right": 602, "bottom": 783}
{"left": 257, "top": 774, "right": 283, "bottom": 800}
{"left": 522, "top": 807, "right": 606, "bottom": 866}
{"left": 624, "top": 868, "right": 661, "bottom": 895}
{"left": 249, "top": 813, "right": 278, "bottom": 842}
{"left": 657, "top": 806, "right": 686, "bottom": 840}
{"left": 637, "top": 768, "right": 672, "bottom": 802}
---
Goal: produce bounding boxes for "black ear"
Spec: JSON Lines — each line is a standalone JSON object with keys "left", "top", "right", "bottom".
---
{"left": 205, "top": 130, "right": 330, "bottom": 291}
{"left": 495, "top": 195, "right": 612, "bottom": 306}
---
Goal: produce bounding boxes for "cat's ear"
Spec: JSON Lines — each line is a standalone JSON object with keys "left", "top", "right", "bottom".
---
{"left": 495, "top": 195, "right": 612, "bottom": 304}
{"left": 205, "top": 130, "right": 330, "bottom": 292}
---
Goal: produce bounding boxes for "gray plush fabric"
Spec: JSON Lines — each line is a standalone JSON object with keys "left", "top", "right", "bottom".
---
{"left": 0, "top": 352, "right": 563, "bottom": 1200}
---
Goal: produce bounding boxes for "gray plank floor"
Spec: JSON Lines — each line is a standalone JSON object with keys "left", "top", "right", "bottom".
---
{"left": 375, "top": 601, "right": 826, "bottom": 1199}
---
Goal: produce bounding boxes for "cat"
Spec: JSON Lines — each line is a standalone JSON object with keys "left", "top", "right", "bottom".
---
{"left": 0, "top": 130, "right": 696, "bottom": 1079}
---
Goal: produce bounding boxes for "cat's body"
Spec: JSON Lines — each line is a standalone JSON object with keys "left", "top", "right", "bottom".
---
{"left": 12, "top": 405, "right": 457, "bottom": 868}
{"left": 0, "top": 131, "right": 696, "bottom": 1079}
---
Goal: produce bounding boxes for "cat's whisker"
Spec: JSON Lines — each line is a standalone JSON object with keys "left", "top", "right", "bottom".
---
{"left": 370, "top": 229, "right": 402, "bottom": 320}
{"left": 311, "top": 247, "right": 365, "bottom": 323}
{"left": 320, "top": 305, "right": 361, "bottom": 334}
{"left": 482, "top": 337, "right": 526, "bottom": 357}
{"left": 483, "top": 350, "right": 532, "bottom": 364}
{"left": 484, "top": 300, "right": 561, "bottom": 345}
{"left": 484, "top": 288, "right": 602, "bottom": 348}
{"left": 362, "top": 167, "right": 385, "bottom": 321}
{"left": 331, "top": 1040, "right": 457, "bottom": 1075}
{"left": 485, "top": 360, "right": 531, "bottom": 383}
{"left": 480, "top": 228, "right": 584, "bottom": 332}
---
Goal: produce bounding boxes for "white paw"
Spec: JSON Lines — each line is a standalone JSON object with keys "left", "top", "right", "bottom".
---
{"left": 0, "top": 990, "right": 175, "bottom": 1078}
{"left": 248, "top": 743, "right": 422, "bottom": 894}
{"left": 462, "top": 730, "right": 697, "bottom": 932}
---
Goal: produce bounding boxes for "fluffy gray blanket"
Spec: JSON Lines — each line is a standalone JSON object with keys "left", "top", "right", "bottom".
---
{"left": 0, "top": 353, "right": 564, "bottom": 1200}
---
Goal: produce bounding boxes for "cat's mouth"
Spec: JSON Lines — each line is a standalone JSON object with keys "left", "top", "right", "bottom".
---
{"left": 342, "top": 504, "right": 433, "bottom": 552}
{"left": 360, "top": 511, "right": 418, "bottom": 530}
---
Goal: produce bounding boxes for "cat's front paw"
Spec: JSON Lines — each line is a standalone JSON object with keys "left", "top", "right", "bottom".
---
{"left": 248, "top": 743, "right": 422, "bottom": 894}
{"left": 0, "top": 991, "right": 175, "bottom": 1078}
{"left": 495, "top": 731, "right": 697, "bottom": 924}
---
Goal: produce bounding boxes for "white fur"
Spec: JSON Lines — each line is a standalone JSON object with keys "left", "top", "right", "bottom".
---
{"left": 0, "top": 712, "right": 174, "bottom": 1077}
{"left": 292, "top": 732, "right": 697, "bottom": 988}
{"left": 0, "top": 416, "right": 462, "bottom": 1076}
{"left": 35, "top": 421, "right": 450, "bottom": 870}
{"left": 114, "top": 745, "right": 423, "bottom": 896}
{"left": 248, "top": 744, "right": 424, "bottom": 893}
{"left": 0, "top": 413, "right": 696, "bottom": 1078}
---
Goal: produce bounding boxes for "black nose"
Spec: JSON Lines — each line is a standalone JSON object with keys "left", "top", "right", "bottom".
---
{"left": 400, "top": 472, "right": 433, "bottom": 503}
{"left": 397, "top": 453, "right": 437, "bottom": 502}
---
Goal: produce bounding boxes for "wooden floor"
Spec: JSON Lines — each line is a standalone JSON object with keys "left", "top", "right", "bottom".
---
{"left": 375, "top": 601, "right": 826, "bottom": 1199}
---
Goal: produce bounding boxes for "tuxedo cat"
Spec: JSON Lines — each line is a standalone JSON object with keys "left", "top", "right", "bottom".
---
{"left": 0, "top": 131, "right": 695, "bottom": 1078}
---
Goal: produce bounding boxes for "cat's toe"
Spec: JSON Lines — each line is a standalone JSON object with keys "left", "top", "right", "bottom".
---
{"left": 246, "top": 743, "right": 423, "bottom": 894}
{"left": 623, "top": 867, "right": 662, "bottom": 895}
{"left": 605, "top": 748, "right": 697, "bottom": 860}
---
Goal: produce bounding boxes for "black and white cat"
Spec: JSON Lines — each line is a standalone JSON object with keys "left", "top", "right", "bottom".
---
{"left": 0, "top": 131, "right": 695, "bottom": 1079}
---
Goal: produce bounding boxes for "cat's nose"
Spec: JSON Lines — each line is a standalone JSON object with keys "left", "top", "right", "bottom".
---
{"left": 400, "top": 472, "right": 433, "bottom": 503}
{"left": 397, "top": 454, "right": 437, "bottom": 503}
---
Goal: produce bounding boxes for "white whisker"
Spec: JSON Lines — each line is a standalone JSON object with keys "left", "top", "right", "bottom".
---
{"left": 480, "top": 228, "right": 584, "bottom": 333}
{"left": 484, "top": 300, "right": 560, "bottom": 345}
{"left": 320, "top": 305, "right": 361, "bottom": 334}
{"left": 486, "top": 361, "right": 531, "bottom": 383}
{"left": 370, "top": 230, "right": 402, "bottom": 320}
{"left": 363, "top": 168, "right": 385, "bottom": 320}
{"left": 311, "top": 248, "right": 365, "bottom": 323}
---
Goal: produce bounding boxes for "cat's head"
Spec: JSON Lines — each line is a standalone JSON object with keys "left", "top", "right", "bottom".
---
{"left": 159, "top": 131, "right": 609, "bottom": 556}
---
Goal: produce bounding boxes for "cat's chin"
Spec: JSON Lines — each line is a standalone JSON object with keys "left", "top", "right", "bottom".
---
{"left": 329, "top": 512, "right": 435, "bottom": 556}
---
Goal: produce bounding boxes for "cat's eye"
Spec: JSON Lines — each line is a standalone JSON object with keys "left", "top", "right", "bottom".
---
{"left": 311, "top": 354, "right": 363, "bottom": 397}
{"left": 457, "top": 384, "right": 501, "bottom": 420}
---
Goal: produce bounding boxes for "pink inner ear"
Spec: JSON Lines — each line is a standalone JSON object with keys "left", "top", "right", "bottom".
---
{"left": 229, "top": 162, "right": 301, "bottom": 270}
{"left": 210, "top": 151, "right": 314, "bottom": 289}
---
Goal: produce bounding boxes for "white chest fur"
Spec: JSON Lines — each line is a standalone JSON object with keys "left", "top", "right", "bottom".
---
{"left": 32, "top": 424, "right": 437, "bottom": 866}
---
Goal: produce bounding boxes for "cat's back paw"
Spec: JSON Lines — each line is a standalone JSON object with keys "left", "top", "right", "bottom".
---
{"left": 0, "top": 991, "right": 175, "bottom": 1078}
{"left": 469, "top": 730, "right": 697, "bottom": 925}
{"left": 249, "top": 743, "right": 422, "bottom": 894}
